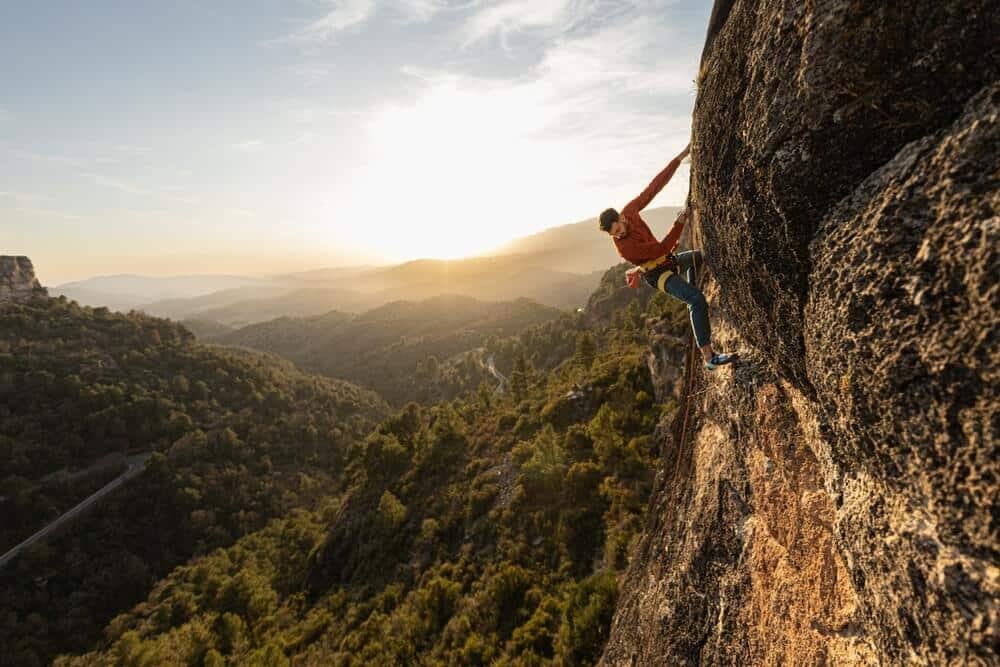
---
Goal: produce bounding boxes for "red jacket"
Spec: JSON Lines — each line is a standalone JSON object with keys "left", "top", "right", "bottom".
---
{"left": 613, "top": 157, "right": 685, "bottom": 265}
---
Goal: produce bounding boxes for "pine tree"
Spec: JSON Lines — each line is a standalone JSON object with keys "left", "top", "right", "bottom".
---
{"left": 626, "top": 299, "right": 643, "bottom": 332}
{"left": 574, "top": 332, "right": 596, "bottom": 370}
{"left": 510, "top": 350, "right": 528, "bottom": 403}
{"left": 476, "top": 380, "right": 494, "bottom": 409}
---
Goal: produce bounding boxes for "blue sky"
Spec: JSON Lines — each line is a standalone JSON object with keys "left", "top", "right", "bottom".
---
{"left": 0, "top": 1, "right": 711, "bottom": 284}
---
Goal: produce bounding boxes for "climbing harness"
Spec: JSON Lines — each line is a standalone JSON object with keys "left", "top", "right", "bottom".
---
{"left": 639, "top": 253, "right": 678, "bottom": 273}
{"left": 641, "top": 253, "right": 681, "bottom": 293}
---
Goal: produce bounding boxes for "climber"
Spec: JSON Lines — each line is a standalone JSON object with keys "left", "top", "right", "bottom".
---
{"left": 598, "top": 143, "right": 737, "bottom": 370}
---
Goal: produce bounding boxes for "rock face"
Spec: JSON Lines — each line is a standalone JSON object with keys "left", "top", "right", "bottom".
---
{"left": 691, "top": 0, "right": 997, "bottom": 389}
{"left": 602, "top": 1, "right": 997, "bottom": 664}
{"left": 0, "top": 256, "right": 47, "bottom": 302}
{"left": 604, "top": 322, "right": 879, "bottom": 665}
{"left": 804, "top": 85, "right": 998, "bottom": 661}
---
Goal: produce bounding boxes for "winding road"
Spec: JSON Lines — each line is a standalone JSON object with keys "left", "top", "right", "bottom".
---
{"left": 0, "top": 452, "right": 152, "bottom": 570}
{"left": 484, "top": 353, "right": 506, "bottom": 394}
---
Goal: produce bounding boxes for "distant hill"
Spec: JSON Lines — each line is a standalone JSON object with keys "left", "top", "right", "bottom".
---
{"left": 56, "top": 206, "right": 682, "bottom": 322}
{"left": 213, "top": 294, "right": 564, "bottom": 405}
{"left": 48, "top": 286, "right": 149, "bottom": 312}
{"left": 145, "top": 286, "right": 373, "bottom": 327}
{"left": 237, "top": 248, "right": 633, "bottom": 317}
{"left": 305, "top": 205, "right": 680, "bottom": 304}
{"left": 140, "top": 285, "right": 295, "bottom": 320}
{"left": 177, "top": 317, "right": 235, "bottom": 338}
{"left": 276, "top": 265, "right": 374, "bottom": 283}
{"left": 351, "top": 253, "right": 602, "bottom": 309}
{"left": 123, "top": 252, "right": 606, "bottom": 326}
{"left": 52, "top": 274, "right": 269, "bottom": 303}
{"left": 490, "top": 206, "right": 682, "bottom": 274}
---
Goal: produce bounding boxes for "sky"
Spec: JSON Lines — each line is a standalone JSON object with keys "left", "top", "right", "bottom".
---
{"left": 0, "top": 1, "right": 712, "bottom": 285}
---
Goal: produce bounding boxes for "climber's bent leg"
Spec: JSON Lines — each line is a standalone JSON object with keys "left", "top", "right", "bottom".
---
{"left": 653, "top": 253, "right": 738, "bottom": 371}
{"left": 657, "top": 271, "right": 712, "bottom": 349}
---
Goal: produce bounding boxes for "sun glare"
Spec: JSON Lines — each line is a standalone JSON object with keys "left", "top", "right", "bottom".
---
{"left": 333, "top": 78, "right": 584, "bottom": 262}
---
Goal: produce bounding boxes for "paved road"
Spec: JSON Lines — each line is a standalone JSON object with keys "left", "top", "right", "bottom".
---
{"left": 0, "top": 452, "right": 152, "bottom": 570}
{"left": 485, "top": 354, "right": 506, "bottom": 394}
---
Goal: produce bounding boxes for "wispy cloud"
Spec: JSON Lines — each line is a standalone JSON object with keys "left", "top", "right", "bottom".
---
{"left": 458, "top": 1, "right": 683, "bottom": 51}
{"left": 335, "top": 8, "right": 696, "bottom": 257}
{"left": 84, "top": 172, "right": 156, "bottom": 197}
{"left": 0, "top": 190, "right": 84, "bottom": 221}
{"left": 286, "top": 62, "right": 337, "bottom": 83}
{"left": 9, "top": 148, "right": 90, "bottom": 168}
{"left": 275, "top": 0, "right": 452, "bottom": 44}
{"left": 460, "top": 0, "right": 576, "bottom": 48}
{"left": 535, "top": 15, "right": 695, "bottom": 96}
{"left": 393, "top": 0, "right": 450, "bottom": 23}
{"left": 7, "top": 145, "right": 152, "bottom": 167}
{"left": 397, "top": 12, "right": 695, "bottom": 150}
{"left": 284, "top": 0, "right": 377, "bottom": 43}
{"left": 83, "top": 172, "right": 197, "bottom": 204}
{"left": 232, "top": 139, "right": 264, "bottom": 152}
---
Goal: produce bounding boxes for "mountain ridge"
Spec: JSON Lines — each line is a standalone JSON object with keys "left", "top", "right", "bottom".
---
{"left": 54, "top": 207, "right": 681, "bottom": 320}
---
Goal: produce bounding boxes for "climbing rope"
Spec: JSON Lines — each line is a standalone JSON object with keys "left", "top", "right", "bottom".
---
{"left": 662, "top": 199, "right": 704, "bottom": 538}
{"left": 655, "top": 0, "right": 738, "bottom": 548}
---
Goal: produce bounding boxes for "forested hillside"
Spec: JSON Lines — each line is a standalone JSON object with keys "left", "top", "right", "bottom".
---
{"left": 0, "top": 297, "right": 389, "bottom": 666}
{"left": 28, "top": 266, "right": 695, "bottom": 665}
{"left": 212, "top": 295, "right": 565, "bottom": 406}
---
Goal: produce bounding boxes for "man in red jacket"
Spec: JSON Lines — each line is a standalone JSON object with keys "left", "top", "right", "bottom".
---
{"left": 599, "top": 143, "right": 736, "bottom": 370}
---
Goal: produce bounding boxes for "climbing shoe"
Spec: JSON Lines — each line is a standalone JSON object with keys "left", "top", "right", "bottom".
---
{"left": 705, "top": 352, "right": 738, "bottom": 370}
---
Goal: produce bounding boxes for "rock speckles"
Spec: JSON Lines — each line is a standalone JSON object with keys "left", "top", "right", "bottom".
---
{"left": 601, "top": 0, "right": 998, "bottom": 664}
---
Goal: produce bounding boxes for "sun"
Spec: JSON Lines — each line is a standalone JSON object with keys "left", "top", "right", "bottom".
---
{"left": 330, "top": 79, "right": 584, "bottom": 263}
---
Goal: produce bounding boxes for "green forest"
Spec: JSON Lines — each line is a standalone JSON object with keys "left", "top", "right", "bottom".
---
{"left": 209, "top": 294, "right": 565, "bottom": 406}
{"left": 1, "top": 265, "right": 692, "bottom": 666}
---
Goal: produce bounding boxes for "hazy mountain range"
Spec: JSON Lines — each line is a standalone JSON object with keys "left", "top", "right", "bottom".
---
{"left": 52, "top": 207, "right": 681, "bottom": 326}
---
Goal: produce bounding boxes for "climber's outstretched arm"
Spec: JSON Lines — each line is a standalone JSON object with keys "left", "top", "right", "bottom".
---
{"left": 622, "top": 144, "right": 690, "bottom": 217}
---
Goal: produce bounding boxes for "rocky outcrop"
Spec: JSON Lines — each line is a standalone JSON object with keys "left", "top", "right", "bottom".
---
{"left": 603, "top": 1, "right": 997, "bottom": 664}
{"left": 0, "top": 256, "right": 47, "bottom": 302}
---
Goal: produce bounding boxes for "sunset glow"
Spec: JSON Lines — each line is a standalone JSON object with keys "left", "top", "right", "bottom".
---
{"left": 1, "top": 1, "right": 708, "bottom": 282}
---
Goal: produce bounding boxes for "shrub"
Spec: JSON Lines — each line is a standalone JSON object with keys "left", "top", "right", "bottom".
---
{"left": 557, "top": 571, "right": 618, "bottom": 664}
{"left": 520, "top": 426, "right": 568, "bottom": 505}
{"left": 377, "top": 491, "right": 407, "bottom": 530}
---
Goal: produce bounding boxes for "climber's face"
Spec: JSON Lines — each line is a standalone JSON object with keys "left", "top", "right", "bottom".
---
{"left": 608, "top": 220, "right": 628, "bottom": 240}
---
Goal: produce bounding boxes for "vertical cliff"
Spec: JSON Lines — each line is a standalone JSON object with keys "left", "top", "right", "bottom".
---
{"left": 602, "top": 1, "right": 998, "bottom": 664}
{"left": 0, "top": 256, "right": 47, "bottom": 302}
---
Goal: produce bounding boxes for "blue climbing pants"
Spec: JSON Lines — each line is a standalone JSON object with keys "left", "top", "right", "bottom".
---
{"left": 643, "top": 250, "right": 711, "bottom": 348}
